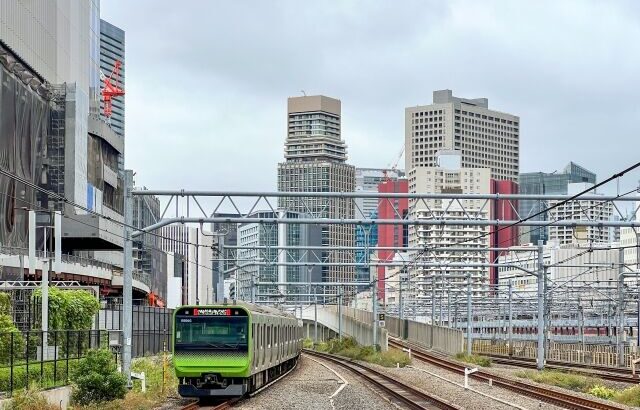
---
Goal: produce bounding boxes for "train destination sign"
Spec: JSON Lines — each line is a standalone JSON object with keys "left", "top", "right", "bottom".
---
{"left": 176, "top": 307, "right": 248, "bottom": 317}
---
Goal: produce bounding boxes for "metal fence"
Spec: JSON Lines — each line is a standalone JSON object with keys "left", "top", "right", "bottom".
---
{"left": 0, "top": 329, "right": 114, "bottom": 397}
{"left": 97, "top": 303, "right": 173, "bottom": 358}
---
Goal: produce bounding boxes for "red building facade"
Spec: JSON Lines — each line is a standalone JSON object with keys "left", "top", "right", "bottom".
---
{"left": 376, "top": 179, "right": 408, "bottom": 299}
{"left": 490, "top": 179, "right": 519, "bottom": 285}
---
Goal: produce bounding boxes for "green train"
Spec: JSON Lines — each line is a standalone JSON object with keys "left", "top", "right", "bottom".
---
{"left": 173, "top": 302, "right": 302, "bottom": 397}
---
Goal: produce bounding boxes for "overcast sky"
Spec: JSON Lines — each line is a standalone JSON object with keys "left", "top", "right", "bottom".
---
{"left": 101, "top": 0, "right": 640, "bottom": 197}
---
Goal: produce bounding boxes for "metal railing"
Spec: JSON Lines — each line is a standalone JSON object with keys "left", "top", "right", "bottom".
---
{"left": 0, "top": 329, "right": 112, "bottom": 397}
{"left": 0, "top": 325, "right": 172, "bottom": 397}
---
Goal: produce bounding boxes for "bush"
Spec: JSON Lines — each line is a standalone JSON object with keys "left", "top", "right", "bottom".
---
{"left": 589, "top": 385, "right": 616, "bottom": 400}
{"left": 455, "top": 353, "right": 492, "bottom": 367}
{"left": 303, "top": 338, "right": 314, "bottom": 349}
{"left": 614, "top": 385, "right": 640, "bottom": 407}
{"left": 312, "top": 338, "right": 411, "bottom": 368}
{"left": 3, "top": 385, "right": 58, "bottom": 410}
{"left": 71, "top": 349, "right": 127, "bottom": 405}
{"left": 0, "top": 292, "right": 11, "bottom": 316}
{"left": 0, "top": 314, "right": 25, "bottom": 365}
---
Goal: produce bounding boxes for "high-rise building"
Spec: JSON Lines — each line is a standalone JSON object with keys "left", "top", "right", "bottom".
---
{"left": 376, "top": 178, "right": 408, "bottom": 299}
{"left": 99, "top": 19, "right": 125, "bottom": 172}
{"left": 498, "top": 243, "right": 620, "bottom": 293}
{"left": 355, "top": 168, "right": 405, "bottom": 218}
{"left": 277, "top": 95, "right": 356, "bottom": 288}
{"left": 0, "top": 1, "right": 125, "bottom": 255}
{"left": 236, "top": 211, "right": 322, "bottom": 302}
{"left": 159, "top": 225, "right": 215, "bottom": 305}
{"left": 548, "top": 183, "right": 612, "bottom": 245}
{"left": 519, "top": 162, "right": 596, "bottom": 244}
{"left": 409, "top": 152, "right": 492, "bottom": 299}
{"left": 211, "top": 214, "right": 240, "bottom": 278}
{"left": 405, "top": 89, "right": 520, "bottom": 182}
{"left": 132, "top": 186, "right": 168, "bottom": 303}
{"left": 354, "top": 168, "right": 405, "bottom": 289}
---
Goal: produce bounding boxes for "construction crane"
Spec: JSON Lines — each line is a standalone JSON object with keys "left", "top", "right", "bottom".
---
{"left": 101, "top": 60, "right": 124, "bottom": 118}
{"left": 383, "top": 145, "right": 405, "bottom": 182}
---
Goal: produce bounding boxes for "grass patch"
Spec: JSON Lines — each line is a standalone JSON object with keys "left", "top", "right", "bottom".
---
{"left": 0, "top": 359, "right": 80, "bottom": 393}
{"left": 515, "top": 369, "right": 593, "bottom": 391}
{"left": 2, "top": 385, "right": 59, "bottom": 410}
{"left": 514, "top": 369, "right": 640, "bottom": 405}
{"left": 454, "top": 353, "right": 492, "bottom": 367}
{"left": 303, "top": 338, "right": 314, "bottom": 349}
{"left": 312, "top": 337, "right": 411, "bottom": 368}
{"left": 612, "top": 385, "right": 640, "bottom": 407}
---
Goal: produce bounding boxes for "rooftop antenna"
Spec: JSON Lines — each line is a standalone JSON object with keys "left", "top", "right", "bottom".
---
{"left": 300, "top": 90, "right": 306, "bottom": 96}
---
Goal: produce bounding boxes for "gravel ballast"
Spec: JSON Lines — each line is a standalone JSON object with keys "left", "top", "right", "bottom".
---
{"left": 358, "top": 349, "right": 637, "bottom": 410}
{"left": 234, "top": 355, "right": 395, "bottom": 410}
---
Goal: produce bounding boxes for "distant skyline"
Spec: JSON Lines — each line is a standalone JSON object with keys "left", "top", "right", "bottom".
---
{"left": 101, "top": 0, "right": 640, "bottom": 196}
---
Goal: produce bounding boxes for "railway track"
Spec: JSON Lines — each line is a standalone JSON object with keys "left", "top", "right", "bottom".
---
{"left": 477, "top": 353, "right": 638, "bottom": 383}
{"left": 180, "top": 398, "right": 239, "bottom": 410}
{"left": 389, "top": 339, "right": 627, "bottom": 410}
{"left": 303, "top": 348, "right": 460, "bottom": 410}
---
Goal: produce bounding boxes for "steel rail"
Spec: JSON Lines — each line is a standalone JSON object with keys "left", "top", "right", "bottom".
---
{"left": 304, "top": 349, "right": 459, "bottom": 409}
{"left": 180, "top": 398, "right": 239, "bottom": 410}
{"left": 388, "top": 339, "right": 626, "bottom": 410}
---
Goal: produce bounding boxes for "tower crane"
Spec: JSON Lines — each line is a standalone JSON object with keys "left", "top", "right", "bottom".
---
{"left": 100, "top": 60, "right": 124, "bottom": 118}
{"left": 383, "top": 146, "right": 405, "bottom": 182}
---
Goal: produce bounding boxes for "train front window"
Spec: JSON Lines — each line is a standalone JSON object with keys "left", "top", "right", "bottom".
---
{"left": 175, "top": 316, "right": 249, "bottom": 351}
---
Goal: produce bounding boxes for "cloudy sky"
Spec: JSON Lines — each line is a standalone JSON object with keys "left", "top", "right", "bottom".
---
{"left": 101, "top": 0, "right": 640, "bottom": 196}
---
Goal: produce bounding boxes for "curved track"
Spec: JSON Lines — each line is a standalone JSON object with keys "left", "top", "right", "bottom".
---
{"left": 389, "top": 339, "right": 627, "bottom": 410}
{"left": 304, "top": 349, "right": 460, "bottom": 410}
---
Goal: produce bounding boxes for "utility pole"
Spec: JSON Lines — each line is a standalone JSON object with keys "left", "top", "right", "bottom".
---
{"left": 508, "top": 279, "right": 513, "bottom": 356}
{"left": 536, "top": 240, "right": 545, "bottom": 370}
{"left": 398, "top": 276, "right": 403, "bottom": 320}
{"left": 372, "top": 280, "right": 378, "bottom": 348}
{"left": 466, "top": 272, "right": 472, "bottom": 355}
{"left": 431, "top": 281, "right": 436, "bottom": 348}
{"left": 618, "top": 247, "right": 625, "bottom": 367}
{"left": 314, "top": 294, "right": 318, "bottom": 343}
{"left": 338, "top": 286, "right": 343, "bottom": 340}
{"left": 578, "top": 298, "right": 585, "bottom": 353}
{"left": 431, "top": 283, "right": 436, "bottom": 325}
{"left": 216, "top": 236, "right": 224, "bottom": 303}
{"left": 250, "top": 274, "right": 255, "bottom": 303}
{"left": 122, "top": 169, "right": 134, "bottom": 386}
{"left": 41, "top": 219, "right": 49, "bottom": 361}
{"left": 195, "top": 227, "right": 199, "bottom": 305}
{"left": 447, "top": 291, "right": 451, "bottom": 328}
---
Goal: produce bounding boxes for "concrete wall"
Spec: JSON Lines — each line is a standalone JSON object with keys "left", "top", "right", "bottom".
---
{"left": 341, "top": 307, "right": 463, "bottom": 355}
{"left": 0, "top": 386, "right": 72, "bottom": 409}
{"left": 301, "top": 305, "right": 388, "bottom": 351}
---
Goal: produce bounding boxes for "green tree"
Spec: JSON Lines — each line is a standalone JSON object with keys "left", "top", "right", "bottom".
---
{"left": 0, "top": 292, "right": 11, "bottom": 315}
{"left": 0, "top": 314, "right": 25, "bottom": 364}
{"left": 71, "top": 349, "right": 127, "bottom": 405}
